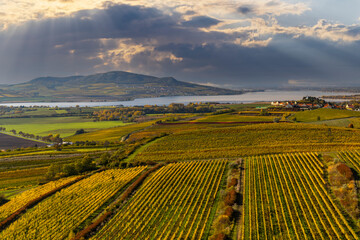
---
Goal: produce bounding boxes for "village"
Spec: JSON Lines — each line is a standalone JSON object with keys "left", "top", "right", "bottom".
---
{"left": 271, "top": 98, "right": 360, "bottom": 111}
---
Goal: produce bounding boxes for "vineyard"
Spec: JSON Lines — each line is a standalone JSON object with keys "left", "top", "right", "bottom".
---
{"left": 0, "top": 176, "right": 79, "bottom": 222}
{"left": 338, "top": 150, "right": 360, "bottom": 174}
{"left": 242, "top": 153, "right": 359, "bottom": 239}
{"left": 92, "top": 160, "right": 227, "bottom": 240}
{"left": 0, "top": 167, "right": 48, "bottom": 194}
{"left": 133, "top": 123, "right": 360, "bottom": 161}
{"left": 0, "top": 167, "right": 146, "bottom": 239}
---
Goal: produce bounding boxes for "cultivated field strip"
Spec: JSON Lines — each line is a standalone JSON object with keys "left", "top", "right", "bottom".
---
{"left": 0, "top": 167, "right": 146, "bottom": 240}
{"left": 338, "top": 150, "right": 360, "bottom": 174}
{"left": 0, "top": 176, "right": 79, "bottom": 222}
{"left": 92, "top": 160, "right": 227, "bottom": 240}
{"left": 242, "top": 153, "right": 358, "bottom": 240}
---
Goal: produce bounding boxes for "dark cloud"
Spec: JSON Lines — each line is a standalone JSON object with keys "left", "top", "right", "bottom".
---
{"left": 182, "top": 16, "right": 221, "bottom": 28}
{"left": 237, "top": 5, "right": 254, "bottom": 15}
{"left": 0, "top": 3, "right": 359, "bottom": 88}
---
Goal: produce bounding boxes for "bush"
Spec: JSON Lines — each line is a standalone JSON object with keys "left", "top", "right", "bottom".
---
{"left": 227, "top": 178, "right": 238, "bottom": 188}
{"left": 224, "top": 189, "right": 237, "bottom": 206}
{"left": 75, "top": 129, "right": 86, "bottom": 135}
{"left": 96, "top": 152, "right": 110, "bottom": 166}
{"left": 0, "top": 194, "right": 8, "bottom": 206}
{"left": 213, "top": 215, "right": 231, "bottom": 234}
{"left": 224, "top": 206, "right": 234, "bottom": 219}
{"left": 210, "top": 232, "right": 228, "bottom": 240}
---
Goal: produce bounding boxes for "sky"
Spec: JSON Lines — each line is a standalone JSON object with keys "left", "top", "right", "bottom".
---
{"left": 0, "top": 0, "right": 359, "bottom": 88}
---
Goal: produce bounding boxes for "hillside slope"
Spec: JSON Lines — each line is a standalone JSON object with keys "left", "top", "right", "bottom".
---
{"left": 0, "top": 71, "right": 243, "bottom": 102}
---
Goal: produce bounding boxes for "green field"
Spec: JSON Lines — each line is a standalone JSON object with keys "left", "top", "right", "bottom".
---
{"left": 67, "top": 120, "right": 156, "bottom": 142}
{"left": 0, "top": 117, "right": 129, "bottom": 137}
{"left": 194, "top": 113, "right": 275, "bottom": 122}
{"left": 0, "top": 108, "right": 67, "bottom": 118}
{"left": 293, "top": 109, "right": 360, "bottom": 122}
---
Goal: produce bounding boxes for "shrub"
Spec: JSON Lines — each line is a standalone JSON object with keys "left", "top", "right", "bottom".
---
{"left": 210, "top": 232, "right": 228, "bottom": 240}
{"left": 75, "top": 129, "right": 86, "bottom": 135}
{"left": 224, "top": 206, "right": 234, "bottom": 219}
{"left": 227, "top": 178, "right": 238, "bottom": 188}
{"left": 0, "top": 195, "right": 8, "bottom": 206}
{"left": 224, "top": 189, "right": 237, "bottom": 206}
{"left": 213, "top": 215, "right": 231, "bottom": 234}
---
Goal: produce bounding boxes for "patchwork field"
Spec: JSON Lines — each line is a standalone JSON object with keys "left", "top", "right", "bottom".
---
{"left": 2, "top": 104, "right": 360, "bottom": 240}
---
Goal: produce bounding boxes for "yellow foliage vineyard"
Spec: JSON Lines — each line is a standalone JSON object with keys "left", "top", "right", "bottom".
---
{"left": 0, "top": 176, "right": 79, "bottom": 222}
{"left": 242, "top": 153, "right": 359, "bottom": 239}
{"left": 133, "top": 123, "right": 360, "bottom": 161}
{"left": 338, "top": 150, "right": 360, "bottom": 174}
{"left": 0, "top": 167, "right": 146, "bottom": 240}
{"left": 92, "top": 160, "right": 227, "bottom": 240}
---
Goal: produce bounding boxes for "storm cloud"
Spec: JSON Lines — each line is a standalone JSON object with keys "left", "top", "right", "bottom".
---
{"left": 0, "top": 1, "right": 359, "bottom": 88}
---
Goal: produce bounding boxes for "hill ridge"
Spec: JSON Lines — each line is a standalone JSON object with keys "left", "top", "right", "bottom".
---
{"left": 0, "top": 70, "right": 243, "bottom": 102}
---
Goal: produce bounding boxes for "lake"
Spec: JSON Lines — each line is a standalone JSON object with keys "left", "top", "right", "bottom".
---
{"left": 0, "top": 90, "right": 355, "bottom": 107}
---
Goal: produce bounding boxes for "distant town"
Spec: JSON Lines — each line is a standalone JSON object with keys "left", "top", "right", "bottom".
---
{"left": 271, "top": 96, "right": 360, "bottom": 111}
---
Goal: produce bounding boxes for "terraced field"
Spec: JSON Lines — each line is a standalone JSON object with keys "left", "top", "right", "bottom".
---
{"left": 242, "top": 153, "right": 359, "bottom": 239}
{"left": 92, "top": 160, "right": 227, "bottom": 240}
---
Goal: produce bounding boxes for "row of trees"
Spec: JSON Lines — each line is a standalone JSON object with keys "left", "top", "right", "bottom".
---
{"left": 45, "top": 155, "right": 96, "bottom": 180}
{"left": 0, "top": 127, "right": 62, "bottom": 143}
{"left": 210, "top": 161, "right": 240, "bottom": 240}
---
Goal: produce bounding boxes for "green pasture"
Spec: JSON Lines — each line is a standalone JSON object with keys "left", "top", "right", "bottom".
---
{"left": 292, "top": 108, "right": 360, "bottom": 122}
{"left": 0, "top": 117, "right": 129, "bottom": 137}
{"left": 194, "top": 113, "right": 275, "bottom": 122}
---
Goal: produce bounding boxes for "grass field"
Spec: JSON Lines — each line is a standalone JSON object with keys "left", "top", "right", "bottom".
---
{"left": 293, "top": 109, "right": 360, "bottom": 122}
{"left": 194, "top": 113, "right": 275, "bottom": 122}
{"left": 0, "top": 117, "right": 129, "bottom": 137}
{"left": 221, "top": 103, "right": 271, "bottom": 111}
{"left": 0, "top": 108, "right": 67, "bottom": 118}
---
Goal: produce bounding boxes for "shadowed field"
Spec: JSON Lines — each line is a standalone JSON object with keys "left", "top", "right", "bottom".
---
{"left": 0, "top": 133, "right": 46, "bottom": 150}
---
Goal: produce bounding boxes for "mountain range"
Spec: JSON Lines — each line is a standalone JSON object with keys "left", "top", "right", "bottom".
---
{"left": 0, "top": 71, "right": 243, "bottom": 102}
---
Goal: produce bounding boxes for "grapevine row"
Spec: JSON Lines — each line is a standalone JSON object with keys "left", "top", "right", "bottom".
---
{"left": 0, "top": 167, "right": 146, "bottom": 239}
{"left": 242, "top": 153, "right": 358, "bottom": 239}
{"left": 92, "top": 160, "right": 227, "bottom": 240}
